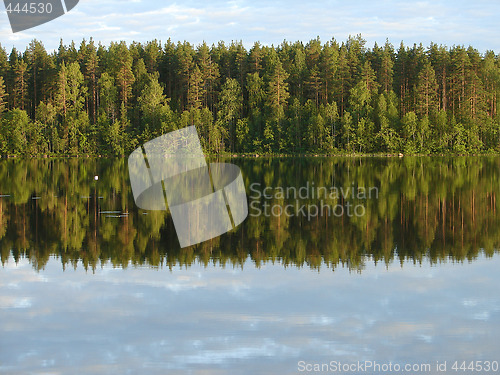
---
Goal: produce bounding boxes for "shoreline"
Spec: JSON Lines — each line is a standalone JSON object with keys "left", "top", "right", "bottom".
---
{"left": 0, "top": 152, "right": 497, "bottom": 159}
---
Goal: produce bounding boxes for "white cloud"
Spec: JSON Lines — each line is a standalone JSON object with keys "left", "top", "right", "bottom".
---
{"left": 0, "top": 0, "right": 498, "bottom": 52}
{"left": 1, "top": 254, "right": 500, "bottom": 374}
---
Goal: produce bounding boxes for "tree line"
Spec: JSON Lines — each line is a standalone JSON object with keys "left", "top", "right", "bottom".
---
{"left": 0, "top": 35, "right": 499, "bottom": 155}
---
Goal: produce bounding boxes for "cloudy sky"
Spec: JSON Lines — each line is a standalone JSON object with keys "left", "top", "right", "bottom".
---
{"left": 1, "top": 255, "right": 500, "bottom": 373}
{"left": 1, "top": 0, "right": 499, "bottom": 52}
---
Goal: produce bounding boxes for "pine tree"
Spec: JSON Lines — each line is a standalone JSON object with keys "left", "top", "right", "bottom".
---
{"left": 84, "top": 39, "right": 99, "bottom": 124}
{"left": 267, "top": 59, "right": 289, "bottom": 150}
{"left": 56, "top": 61, "right": 87, "bottom": 153}
{"left": 334, "top": 44, "right": 350, "bottom": 116}
{"left": 231, "top": 41, "right": 247, "bottom": 93}
{"left": 197, "top": 42, "right": 219, "bottom": 111}
{"left": 394, "top": 42, "right": 409, "bottom": 116}
{"left": 0, "top": 76, "right": 7, "bottom": 116}
{"left": 450, "top": 46, "right": 471, "bottom": 118}
{"left": 306, "top": 67, "right": 321, "bottom": 107}
{"left": 415, "top": 60, "right": 438, "bottom": 118}
{"left": 97, "top": 73, "right": 117, "bottom": 122}
{"left": 217, "top": 78, "right": 242, "bottom": 151}
{"left": 289, "top": 44, "right": 306, "bottom": 100}
{"left": 187, "top": 64, "right": 204, "bottom": 110}
{"left": 246, "top": 72, "right": 265, "bottom": 144}
{"left": 248, "top": 42, "right": 263, "bottom": 74}
{"left": 305, "top": 38, "right": 322, "bottom": 106}
{"left": 144, "top": 39, "right": 161, "bottom": 73}
{"left": 56, "top": 62, "right": 68, "bottom": 117}
{"left": 319, "top": 39, "right": 339, "bottom": 105}
{"left": 0, "top": 44, "right": 8, "bottom": 79}
{"left": 27, "top": 40, "right": 51, "bottom": 118}
{"left": 112, "top": 42, "right": 135, "bottom": 108}
{"left": 429, "top": 43, "right": 449, "bottom": 111}
{"left": 176, "top": 42, "right": 194, "bottom": 111}
{"left": 379, "top": 40, "right": 394, "bottom": 94}
{"left": 13, "top": 59, "right": 28, "bottom": 110}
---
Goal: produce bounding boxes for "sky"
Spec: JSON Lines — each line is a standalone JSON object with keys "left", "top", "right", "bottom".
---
{"left": 0, "top": 0, "right": 499, "bottom": 53}
{"left": 1, "top": 255, "right": 500, "bottom": 373}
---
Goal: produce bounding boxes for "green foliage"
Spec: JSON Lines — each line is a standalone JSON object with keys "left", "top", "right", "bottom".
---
{"left": 0, "top": 37, "right": 499, "bottom": 155}
{"left": 2, "top": 108, "right": 30, "bottom": 154}
{"left": 138, "top": 73, "right": 174, "bottom": 135}
{"left": 0, "top": 76, "right": 7, "bottom": 115}
{"left": 236, "top": 118, "right": 250, "bottom": 152}
{"left": 402, "top": 111, "right": 418, "bottom": 153}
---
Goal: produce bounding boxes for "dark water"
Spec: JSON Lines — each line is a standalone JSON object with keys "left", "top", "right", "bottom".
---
{"left": 0, "top": 157, "right": 499, "bottom": 374}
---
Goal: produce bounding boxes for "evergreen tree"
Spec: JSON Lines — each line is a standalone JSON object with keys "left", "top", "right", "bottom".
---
{"left": 415, "top": 60, "right": 438, "bottom": 118}
{"left": 187, "top": 64, "right": 204, "bottom": 110}
{"left": 112, "top": 42, "right": 135, "bottom": 108}
{"left": 84, "top": 39, "right": 100, "bottom": 124}
{"left": 13, "top": 59, "right": 28, "bottom": 110}
{"left": 217, "top": 78, "right": 242, "bottom": 152}
{"left": 267, "top": 60, "right": 289, "bottom": 151}
{"left": 138, "top": 73, "right": 174, "bottom": 135}
{"left": 0, "top": 76, "right": 7, "bottom": 116}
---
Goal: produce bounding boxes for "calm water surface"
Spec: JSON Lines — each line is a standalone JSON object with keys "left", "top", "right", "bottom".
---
{"left": 0, "top": 157, "right": 499, "bottom": 374}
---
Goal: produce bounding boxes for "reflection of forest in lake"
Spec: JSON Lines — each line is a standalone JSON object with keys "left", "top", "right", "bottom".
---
{"left": 0, "top": 157, "right": 499, "bottom": 271}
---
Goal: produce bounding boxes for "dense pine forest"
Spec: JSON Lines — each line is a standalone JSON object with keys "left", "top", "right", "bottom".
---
{"left": 0, "top": 35, "right": 499, "bottom": 156}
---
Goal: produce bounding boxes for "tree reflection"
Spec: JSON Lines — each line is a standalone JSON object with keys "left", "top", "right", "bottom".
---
{"left": 0, "top": 157, "right": 499, "bottom": 272}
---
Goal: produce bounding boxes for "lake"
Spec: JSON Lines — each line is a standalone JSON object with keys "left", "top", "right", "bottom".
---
{"left": 1, "top": 157, "right": 499, "bottom": 374}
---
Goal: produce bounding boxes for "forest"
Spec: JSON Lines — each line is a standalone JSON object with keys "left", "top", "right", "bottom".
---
{"left": 0, "top": 35, "right": 499, "bottom": 155}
